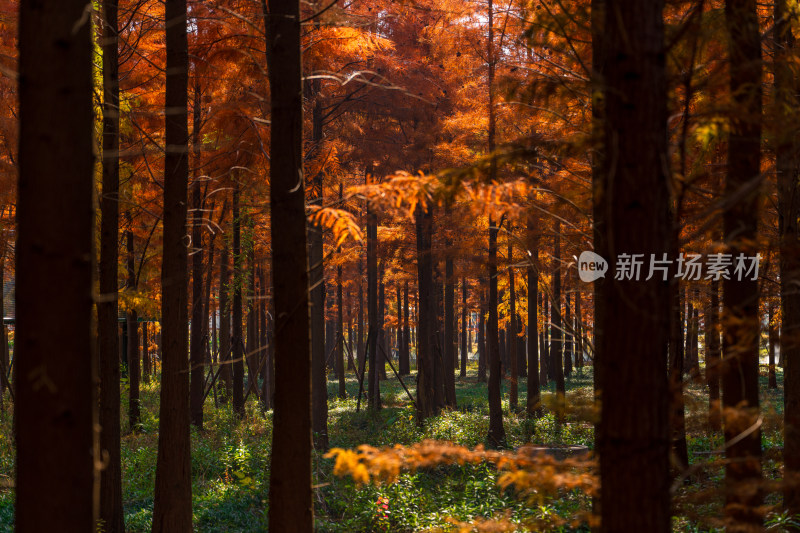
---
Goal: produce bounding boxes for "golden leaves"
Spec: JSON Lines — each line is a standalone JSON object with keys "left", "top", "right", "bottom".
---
{"left": 307, "top": 205, "right": 364, "bottom": 247}
{"left": 325, "top": 439, "right": 597, "bottom": 494}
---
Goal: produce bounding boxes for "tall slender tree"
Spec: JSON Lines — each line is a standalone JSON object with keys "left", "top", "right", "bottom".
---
{"left": 266, "top": 0, "right": 314, "bottom": 527}
{"left": 152, "top": 0, "right": 192, "bottom": 528}
{"left": 16, "top": 0, "right": 95, "bottom": 529}
{"left": 775, "top": 0, "right": 800, "bottom": 514}
{"left": 98, "top": 0, "right": 125, "bottom": 529}
{"left": 596, "top": 0, "right": 671, "bottom": 530}
{"left": 722, "top": 0, "right": 763, "bottom": 526}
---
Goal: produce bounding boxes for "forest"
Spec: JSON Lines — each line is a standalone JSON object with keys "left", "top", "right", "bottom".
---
{"left": 1, "top": 0, "right": 798, "bottom": 531}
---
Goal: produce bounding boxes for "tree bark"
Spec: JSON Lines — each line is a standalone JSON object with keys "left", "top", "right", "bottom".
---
{"left": 706, "top": 278, "right": 721, "bottom": 430}
{"left": 444, "top": 226, "right": 457, "bottom": 407}
{"left": 367, "top": 175, "right": 381, "bottom": 410}
{"left": 596, "top": 0, "right": 671, "bottom": 529}
{"left": 189, "top": 83, "right": 205, "bottom": 428}
{"left": 722, "top": 0, "right": 764, "bottom": 527}
{"left": 508, "top": 228, "right": 518, "bottom": 413}
{"left": 526, "top": 218, "right": 540, "bottom": 418}
{"left": 127, "top": 219, "right": 141, "bottom": 432}
{"left": 775, "top": 0, "right": 800, "bottom": 514}
{"left": 415, "top": 206, "right": 436, "bottom": 420}
{"left": 219, "top": 239, "right": 232, "bottom": 401}
{"left": 152, "top": 0, "right": 192, "bottom": 528}
{"left": 98, "top": 0, "right": 125, "bottom": 527}
{"left": 266, "top": 0, "right": 314, "bottom": 527}
{"left": 16, "top": 0, "right": 95, "bottom": 528}
{"left": 401, "top": 281, "right": 410, "bottom": 374}
{"left": 461, "top": 278, "right": 468, "bottom": 377}
{"left": 552, "top": 220, "right": 565, "bottom": 412}
{"left": 232, "top": 181, "right": 245, "bottom": 417}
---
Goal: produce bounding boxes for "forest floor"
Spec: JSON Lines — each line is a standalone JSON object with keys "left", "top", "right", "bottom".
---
{"left": 0, "top": 359, "right": 790, "bottom": 532}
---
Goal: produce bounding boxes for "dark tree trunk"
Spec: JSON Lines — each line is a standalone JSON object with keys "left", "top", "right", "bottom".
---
{"left": 367, "top": 181, "right": 381, "bottom": 410}
{"left": 260, "top": 265, "right": 271, "bottom": 410}
{"left": 16, "top": 0, "right": 95, "bottom": 528}
{"left": 575, "top": 289, "right": 583, "bottom": 368}
{"left": 526, "top": 219, "right": 540, "bottom": 418}
{"left": 477, "top": 293, "right": 486, "bottom": 382}
{"left": 460, "top": 278, "right": 468, "bottom": 377}
{"left": 190, "top": 86, "right": 205, "bottom": 429}
{"left": 776, "top": 0, "right": 800, "bottom": 514}
{"left": 444, "top": 233, "right": 457, "bottom": 407}
{"left": 485, "top": 0, "right": 505, "bottom": 448}
{"left": 152, "top": 0, "right": 192, "bottom": 528}
{"left": 309, "top": 70, "right": 327, "bottom": 451}
{"left": 202, "top": 216, "right": 218, "bottom": 367}
{"left": 540, "top": 293, "right": 549, "bottom": 387}
{"left": 722, "top": 0, "right": 764, "bottom": 527}
{"left": 219, "top": 240, "right": 232, "bottom": 401}
{"left": 706, "top": 278, "right": 721, "bottom": 430}
{"left": 596, "top": 0, "right": 671, "bottom": 529}
{"left": 400, "top": 281, "right": 410, "bottom": 375}
{"left": 378, "top": 263, "right": 388, "bottom": 381}
{"left": 337, "top": 254, "right": 345, "bottom": 399}
{"left": 143, "top": 322, "right": 151, "bottom": 383}
{"left": 487, "top": 215, "right": 506, "bottom": 447}
{"left": 669, "top": 271, "right": 688, "bottom": 471}
{"left": 769, "top": 302, "right": 778, "bottom": 389}
{"left": 416, "top": 206, "right": 436, "bottom": 420}
{"left": 266, "top": 0, "right": 314, "bottom": 527}
{"left": 357, "top": 268, "right": 365, "bottom": 371}
{"left": 127, "top": 220, "right": 141, "bottom": 432}
{"left": 564, "top": 293, "right": 573, "bottom": 377}
{"left": 544, "top": 293, "right": 553, "bottom": 384}
{"left": 232, "top": 181, "right": 245, "bottom": 417}
{"left": 246, "top": 248, "right": 258, "bottom": 401}
{"left": 98, "top": 0, "right": 124, "bottom": 528}
{"left": 552, "top": 221, "right": 565, "bottom": 409}
{"left": 128, "top": 312, "right": 140, "bottom": 430}
{"left": 508, "top": 230, "right": 518, "bottom": 413}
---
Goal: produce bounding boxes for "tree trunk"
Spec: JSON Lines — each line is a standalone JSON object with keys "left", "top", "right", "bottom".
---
{"left": 309, "top": 65, "right": 327, "bottom": 451}
{"left": 266, "top": 0, "right": 314, "bottom": 527}
{"left": 415, "top": 206, "right": 436, "bottom": 420}
{"left": 776, "top": 0, "right": 800, "bottom": 514}
{"left": 152, "top": 0, "right": 192, "bottom": 528}
{"left": 444, "top": 231, "right": 457, "bottom": 407}
{"left": 367, "top": 177, "right": 381, "bottom": 410}
{"left": 596, "top": 0, "right": 671, "bottom": 529}
{"left": 706, "top": 278, "right": 721, "bottom": 430}
{"left": 127, "top": 220, "right": 141, "bottom": 431}
{"left": 16, "top": 0, "right": 95, "bottom": 528}
{"left": 564, "top": 293, "right": 573, "bottom": 377}
{"left": 401, "top": 281, "right": 410, "bottom": 375}
{"left": 357, "top": 267, "right": 365, "bottom": 371}
{"left": 769, "top": 302, "right": 778, "bottom": 389}
{"left": 143, "top": 322, "right": 151, "bottom": 383}
{"left": 526, "top": 219, "right": 540, "bottom": 418}
{"left": 98, "top": 0, "right": 125, "bottom": 528}
{"left": 232, "top": 181, "right": 245, "bottom": 417}
{"left": 461, "top": 278, "right": 468, "bottom": 377}
{"left": 552, "top": 220, "right": 565, "bottom": 412}
{"left": 190, "top": 85, "right": 205, "bottom": 429}
{"left": 540, "top": 292, "right": 549, "bottom": 387}
{"left": 722, "top": 0, "right": 764, "bottom": 527}
{"left": 508, "top": 229, "right": 518, "bottom": 413}
{"left": 219, "top": 240, "right": 232, "bottom": 401}
{"left": 478, "top": 289, "right": 487, "bottom": 382}
{"left": 337, "top": 254, "right": 345, "bottom": 399}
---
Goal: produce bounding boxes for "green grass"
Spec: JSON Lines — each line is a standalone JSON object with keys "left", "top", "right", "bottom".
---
{"left": 0, "top": 359, "right": 793, "bottom": 531}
